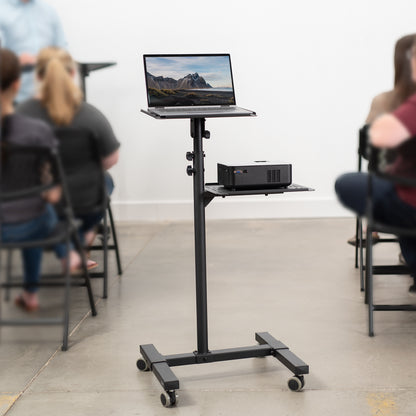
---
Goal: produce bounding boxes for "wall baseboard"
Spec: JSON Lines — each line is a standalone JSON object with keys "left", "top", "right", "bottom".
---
{"left": 111, "top": 197, "right": 353, "bottom": 222}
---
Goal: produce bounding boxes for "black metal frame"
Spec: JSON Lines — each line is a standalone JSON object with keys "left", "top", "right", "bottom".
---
{"left": 137, "top": 117, "right": 310, "bottom": 405}
{"left": 77, "top": 62, "right": 122, "bottom": 295}
{"left": 364, "top": 147, "right": 416, "bottom": 336}
{"left": 77, "top": 62, "right": 116, "bottom": 99}
{"left": 88, "top": 200, "right": 123, "bottom": 297}
{"left": 356, "top": 125, "right": 399, "bottom": 291}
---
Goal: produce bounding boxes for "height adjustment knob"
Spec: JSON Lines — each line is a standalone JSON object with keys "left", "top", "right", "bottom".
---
{"left": 186, "top": 151, "right": 194, "bottom": 161}
{"left": 186, "top": 165, "right": 195, "bottom": 176}
{"left": 203, "top": 130, "right": 210, "bottom": 139}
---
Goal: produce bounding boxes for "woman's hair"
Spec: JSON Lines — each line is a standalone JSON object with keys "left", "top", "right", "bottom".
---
{"left": 0, "top": 48, "right": 21, "bottom": 92}
{"left": 36, "top": 47, "right": 83, "bottom": 125}
{"left": 391, "top": 33, "right": 416, "bottom": 109}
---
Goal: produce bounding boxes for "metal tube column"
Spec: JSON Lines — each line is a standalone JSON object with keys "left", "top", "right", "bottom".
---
{"left": 191, "top": 118, "right": 209, "bottom": 354}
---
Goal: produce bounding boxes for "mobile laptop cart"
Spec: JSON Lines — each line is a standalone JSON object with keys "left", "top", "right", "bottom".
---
{"left": 137, "top": 113, "right": 311, "bottom": 407}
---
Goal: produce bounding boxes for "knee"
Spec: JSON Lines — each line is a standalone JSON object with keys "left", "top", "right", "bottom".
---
{"left": 334, "top": 172, "right": 366, "bottom": 215}
{"left": 334, "top": 173, "right": 352, "bottom": 202}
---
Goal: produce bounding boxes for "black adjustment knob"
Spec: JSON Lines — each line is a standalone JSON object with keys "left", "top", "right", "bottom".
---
{"left": 186, "top": 151, "right": 194, "bottom": 161}
{"left": 203, "top": 130, "right": 210, "bottom": 139}
{"left": 186, "top": 165, "right": 195, "bottom": 176}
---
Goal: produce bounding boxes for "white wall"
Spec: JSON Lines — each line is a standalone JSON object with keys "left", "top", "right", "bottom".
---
{"left": 52, "top": 0, "right": 416, "bottom": 221}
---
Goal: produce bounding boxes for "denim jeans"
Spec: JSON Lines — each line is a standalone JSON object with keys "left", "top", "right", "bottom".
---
{"left": 335, "top": 172, "right": 416, "bottom": 273}
{"left": 1, "top": 204, "right": 66, "bottom": 293}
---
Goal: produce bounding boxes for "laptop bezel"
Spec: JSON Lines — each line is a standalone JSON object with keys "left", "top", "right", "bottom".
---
{"left": 143, "top": 53, "right": 238, "bottom": 109}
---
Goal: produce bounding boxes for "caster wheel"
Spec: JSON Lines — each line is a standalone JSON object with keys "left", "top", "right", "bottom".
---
{"left": 136, "top": 358, "right": 150, "bottom": 371}
{"left": 160, "top": 390, "right": 177, "bottom": 407}
{"left": 288, "top": 375, "right": 305, "bottom": 391}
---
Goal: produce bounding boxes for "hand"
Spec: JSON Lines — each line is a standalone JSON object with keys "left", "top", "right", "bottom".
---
{"left": 19, "top": 53, "right": 36, "bottom": 66}
{"left": 42, "top": 186, "right": 62, "bottom": 204}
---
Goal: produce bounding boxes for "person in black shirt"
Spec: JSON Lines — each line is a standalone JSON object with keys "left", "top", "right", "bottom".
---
{"left": 18, "top": 47, "right": 120, "bottom": 265}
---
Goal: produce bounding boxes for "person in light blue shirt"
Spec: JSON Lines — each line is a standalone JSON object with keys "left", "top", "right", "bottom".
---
{"left": 0, "top": 0, "right": 67, "bottom": 103}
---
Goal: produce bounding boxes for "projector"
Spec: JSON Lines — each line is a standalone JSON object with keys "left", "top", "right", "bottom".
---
{"left": 217, "top": 161, "right": 292, "bottom": 190}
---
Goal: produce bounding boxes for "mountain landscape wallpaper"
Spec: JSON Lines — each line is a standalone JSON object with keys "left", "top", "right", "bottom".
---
{"left": 145, "top": 55, "right": 235, "bottom": 107}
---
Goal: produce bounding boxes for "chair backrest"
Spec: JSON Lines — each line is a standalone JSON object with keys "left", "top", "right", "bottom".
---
{"left": 0, "top": 143, "right": 60, "bottom": 202}
{"left": 360, "top": 124, "right": 397, "bottom": 167}
{"left": 53, "top": 127, "right": 107, "bottom": 216}
{"left": 358, "top": 124, "right": 371, "bottom": 159}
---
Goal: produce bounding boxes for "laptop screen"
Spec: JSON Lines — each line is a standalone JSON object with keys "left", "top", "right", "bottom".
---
{"left": 143, "top": 54, "right": 236, "bottom": 107}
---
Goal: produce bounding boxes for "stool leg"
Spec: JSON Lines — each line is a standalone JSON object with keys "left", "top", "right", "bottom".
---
{"left": 102, "top": 212, "right": 109, "bottom": 299}
{"left": 5, "top": 250, "right": 13, "bottom": 302}
{"left": 409, "top": 275, "right": 416, "bottom": 293}
{"left": 107, "top": 203, "right": 122, "bottom": 275}
{"left": 354, "top": 217, "right": 359, "bottom": 269}
{"left": 62, "top": 238, "right": 71, "bottom": 351}
{"left": 366, "top": 228, "right": 374, "bottom": 336}
{"left": 359, "top": 219, "right": 365, "bottom": 292}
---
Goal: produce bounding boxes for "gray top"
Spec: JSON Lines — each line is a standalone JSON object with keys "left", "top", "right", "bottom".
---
{"left": 17, "top": 99, "right": 120, "bottom": 158}
{"left": 0, "top": 113, "right": 58, "bottom": 223}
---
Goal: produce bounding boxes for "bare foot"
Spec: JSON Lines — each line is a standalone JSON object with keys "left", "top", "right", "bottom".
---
{"left": 15, "top": 291, "right": 39, "bottom": 312}
{"left": 84, "top": 230, "right": 97, "bottom": 247}
{"left": 61, "top": 250, "right": 81, "bottom": 273}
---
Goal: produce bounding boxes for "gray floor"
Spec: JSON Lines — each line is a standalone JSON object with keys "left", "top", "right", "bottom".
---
{"left": 1, "top": 218, "right": 416, "bottom": 415}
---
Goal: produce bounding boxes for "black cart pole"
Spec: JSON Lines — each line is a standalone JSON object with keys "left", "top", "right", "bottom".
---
{"left": 191, "top": 118, "right": 209, "bottom": 354}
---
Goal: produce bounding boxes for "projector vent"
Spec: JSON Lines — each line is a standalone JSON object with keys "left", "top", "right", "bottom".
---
{"left": 267, "top": 169, "right": 280, "bottom": 183}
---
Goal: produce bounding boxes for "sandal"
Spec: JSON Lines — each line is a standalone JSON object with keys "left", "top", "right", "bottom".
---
{"left": 15, "top": 294, "right": 39, "bottom": 312}
{"left": 347, "top": 232, "right": 380, "bottom": 247}
{"left": 70, "top": 259, "right": 98, "bottom": 275}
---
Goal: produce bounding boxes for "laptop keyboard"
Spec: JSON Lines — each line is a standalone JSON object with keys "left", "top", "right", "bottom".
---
{"left": 161, "top": 106, "right": 238, "bottom": 113}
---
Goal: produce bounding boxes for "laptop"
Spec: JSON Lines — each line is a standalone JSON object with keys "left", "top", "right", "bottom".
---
{"left": 142, "top": 54, "right": 256, "bottom": 119}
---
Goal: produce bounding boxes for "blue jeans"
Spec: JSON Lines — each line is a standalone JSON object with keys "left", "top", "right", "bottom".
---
{"left": 1, "top": 204, "right": 67, "bottom": 293}
{"left": 335, "top": 172, "right": 416, "bottom": 273}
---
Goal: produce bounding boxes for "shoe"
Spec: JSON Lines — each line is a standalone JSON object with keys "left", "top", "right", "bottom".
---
{"left": 347, "top": 232, "right": 380, "bottom": 247}
{"left": 14, "top": 294, "right": 39, "bottom": 312}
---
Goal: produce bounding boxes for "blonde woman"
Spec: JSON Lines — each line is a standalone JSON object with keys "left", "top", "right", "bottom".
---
{"left": 17, "top": 47, "right": 120, "bottom": 268}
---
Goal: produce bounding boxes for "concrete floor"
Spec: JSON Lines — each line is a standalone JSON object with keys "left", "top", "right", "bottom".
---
{"left": 1, "top": 218, "right": 416, "bottom": 415}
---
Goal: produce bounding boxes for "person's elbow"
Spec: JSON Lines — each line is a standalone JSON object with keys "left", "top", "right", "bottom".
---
{"left": 102, "top": 149, "right": 119, "bottom": 170}
{"left": 370, "top": 114, "right": 411, "bottom": 148}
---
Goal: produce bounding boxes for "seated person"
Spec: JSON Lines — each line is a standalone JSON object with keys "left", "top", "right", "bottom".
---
{"left": 348, "top": 33, "right": 416, "bottom": 248}
{"left": 17, "top": 47, "right": 120, "bottom": 266}
{"left": 0, "top": 48, "right": 81, "bottom": 311}
{"left": 335, "top": 39, "right": 416, "bottom": 276}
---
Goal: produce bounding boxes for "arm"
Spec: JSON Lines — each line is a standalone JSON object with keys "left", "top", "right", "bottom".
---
{"left": 365, "top": 92, "right": 391, "bottom": 124}
{"left": 369, "top": 114, "right": 411, "bottom": 148}
{"left": 85, "top": 104, "right": 121, "bottom": 169}
{"left": 102, "top": 149, "right": 119, "bottom": 170}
